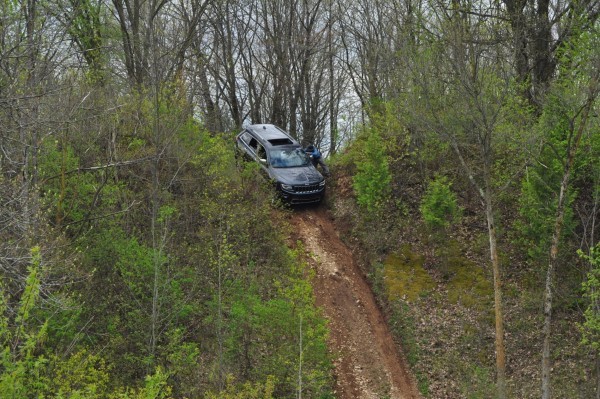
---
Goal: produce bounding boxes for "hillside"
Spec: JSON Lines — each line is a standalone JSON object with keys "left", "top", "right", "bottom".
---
{"left": 318, "top": 164, "right": 598, "bottom": 398}
{"left": 1, "top": 0, "right": 599, "bottom": 398}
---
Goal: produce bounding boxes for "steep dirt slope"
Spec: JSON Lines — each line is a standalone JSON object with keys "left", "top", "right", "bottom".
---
{"left": 289, "top": 206, "right": 422, "bottom": 399}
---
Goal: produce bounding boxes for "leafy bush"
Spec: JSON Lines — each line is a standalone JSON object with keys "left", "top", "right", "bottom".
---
{"left": 352, "top": 129, "right": 391, "bottom": 213}
{"left": 0, "top": 248, "right": 114, "bottom": 399}
{"left": 419, "top": 176, "right": 461, "bottom": 230}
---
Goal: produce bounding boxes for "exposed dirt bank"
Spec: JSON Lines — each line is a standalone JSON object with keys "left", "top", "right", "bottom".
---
{"left": 289, "top": 206, "right": 422, "bottom": 399}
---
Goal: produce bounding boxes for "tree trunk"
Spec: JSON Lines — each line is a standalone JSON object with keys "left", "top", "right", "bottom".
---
{"left": 219, "top": 1, "right": 242, "bottom": 129}
{"left": 149, "top": 12, "right": 160, "bottom": 365}
{"left": 540, "top": 151, "right": 570, "bottom": 399}
{"left": 197, "top": 55, "right": 221, "bottom": 133}
{"left": 328, "top": 14, "right": 337, "bottom": 156}
{"left": 484, "top": 171, "right": 506, "bottom": 399}
{"left": 531, "top": 0, "right": 554, "bottom": 101}
{"left": 23, "top": 0, "right": 40, "bottom": 230}
{"left": 451, "top": 135, "right": 508, "bottom": 398}
{"left": 503, "top": 0, "right": 530, "bottom": 102}
{"left": 541, "top": 91, "right": 595, "bottom": 399}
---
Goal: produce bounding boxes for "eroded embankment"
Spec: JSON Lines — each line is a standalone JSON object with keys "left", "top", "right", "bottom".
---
{"left": 289, "top": 207, "right": 422, "bottom": 399}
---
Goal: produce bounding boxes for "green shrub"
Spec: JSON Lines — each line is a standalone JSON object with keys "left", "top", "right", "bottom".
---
{"left": 419, "top": 176, "right": 461, "bottom": 230}
{"left": 0, "top": 248, "right": 113, "bottom": 399}
{"left": 352, "top": 129, "right": 391, "bottom": 213}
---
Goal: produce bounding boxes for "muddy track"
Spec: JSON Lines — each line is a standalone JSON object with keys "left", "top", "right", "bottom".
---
{"left": 289, "top": 206, "right": 422, "bottom": 399}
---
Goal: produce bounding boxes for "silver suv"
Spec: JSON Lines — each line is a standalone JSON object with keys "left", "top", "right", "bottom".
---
{"left": 235, "top": 124, "right": 325, "bottom": 204}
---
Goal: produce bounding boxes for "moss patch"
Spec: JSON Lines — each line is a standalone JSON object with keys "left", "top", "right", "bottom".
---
{"left": 440, "top": 241, "right": 493, "bottom": 311}
{"left": 384, "top": 244, "right": 436, "bottom": 302}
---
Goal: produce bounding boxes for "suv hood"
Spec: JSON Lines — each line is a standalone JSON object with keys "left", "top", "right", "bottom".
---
{"left": 270, "top": 165, "right": 323, "bottom": 185}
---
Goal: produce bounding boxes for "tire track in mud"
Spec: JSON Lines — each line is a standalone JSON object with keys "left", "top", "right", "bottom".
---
{"left": 290, "top": 206, "right": 422, "bottom": 399}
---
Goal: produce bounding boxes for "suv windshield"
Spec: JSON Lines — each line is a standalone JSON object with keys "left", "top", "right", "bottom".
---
{"left": 269, "top": 148, "right": 310, "bottom": 168}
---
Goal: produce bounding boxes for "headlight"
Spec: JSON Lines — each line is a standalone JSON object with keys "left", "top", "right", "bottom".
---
{"left": 319, "top": 180, "right": 326, "bottom": 187}
{"left": 281, "top": 184, "right": 293, "bottom": 191}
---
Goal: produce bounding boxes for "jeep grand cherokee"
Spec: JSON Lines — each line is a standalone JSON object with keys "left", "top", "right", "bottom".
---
{"left": 235, "top": 124, "right": 325, "bottom": 204}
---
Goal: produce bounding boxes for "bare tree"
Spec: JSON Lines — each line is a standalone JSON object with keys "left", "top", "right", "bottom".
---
{"left": 338, "top": 0, "right": 409, "bottom": 112}
{"left": 111, "top": 0, "right": 210, "bottom": 87}
{"left": 187, "top": 0, "right": 343, "bottom": 149}
{"left": 540, "top": 64, "right": 599, "bottom": 399}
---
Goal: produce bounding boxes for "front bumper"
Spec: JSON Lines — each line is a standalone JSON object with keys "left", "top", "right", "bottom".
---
{"left": 278, "top": 183, "right": 325, "bottom": 204}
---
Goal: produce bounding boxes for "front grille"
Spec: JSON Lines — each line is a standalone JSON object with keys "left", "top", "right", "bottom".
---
{"left": 293, "top": 183, "right": 322, "bottom": 193}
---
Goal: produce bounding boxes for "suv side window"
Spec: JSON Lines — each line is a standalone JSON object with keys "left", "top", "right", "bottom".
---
{"left": 241, "top": 132, "right": 257, "bottom": 150}
{"left": 257, "top": 144, "right": 266, "bottom": 160}
{"left": 248, "top": 138, "right": 258, "bottom": 151}
{"left": 240, "top": 132, "right": 251, "bottom": 143}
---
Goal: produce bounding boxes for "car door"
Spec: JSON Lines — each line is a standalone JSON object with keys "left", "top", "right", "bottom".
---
{"left": 238, "top": 131, "right": 270, "bottom": 180}
{"left": 238, "top": 131, "right": 257, "bottom": 160}
{"left": 255, "top": 143, "right": 270, "bottom": 179}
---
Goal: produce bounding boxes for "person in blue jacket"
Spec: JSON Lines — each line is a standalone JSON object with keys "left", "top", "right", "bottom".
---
{"left": 304, "top": 144, "right": 330, "bottom": 177}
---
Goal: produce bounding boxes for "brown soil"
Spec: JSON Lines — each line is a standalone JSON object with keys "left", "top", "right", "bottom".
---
{"left": 289, "top": 205, "right": 422, "bottom": 399}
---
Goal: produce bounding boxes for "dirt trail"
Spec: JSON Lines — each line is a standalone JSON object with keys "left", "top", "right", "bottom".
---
{"left": 290, "top": 206, "right": 422, "bottom": 399}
